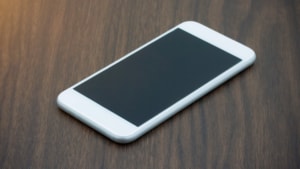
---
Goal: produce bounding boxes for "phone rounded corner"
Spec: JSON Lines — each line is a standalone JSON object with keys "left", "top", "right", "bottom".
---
{"left": 105, "top": 130, "right": 141, "bottom": 144}
{"left": 56, "top": 89, "right": 74, "bottom": 112}
{"left": 56, "top": 91, "right": 65, "bottom": 107}
{"left": 251, "top": 49, "right": 256, "bottom": 62}
{"left": 179, "top": 20, "right": 201, "bottom": 27}
{"left": 246, "top": 47, "right": 256, "bottom": 65}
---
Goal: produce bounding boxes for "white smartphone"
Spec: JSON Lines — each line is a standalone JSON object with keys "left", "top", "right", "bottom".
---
{"left": 57, "top": 21, "right": 255, "bottom": 143}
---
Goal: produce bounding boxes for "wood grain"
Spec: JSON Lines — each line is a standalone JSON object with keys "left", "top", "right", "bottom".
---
{"left": 0, "top": 0, "right": 299, "bottom": 168}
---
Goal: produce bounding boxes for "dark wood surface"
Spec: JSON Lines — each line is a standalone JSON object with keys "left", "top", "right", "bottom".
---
{"left": 1, "top": 0, "right": 299, "bottom": 168}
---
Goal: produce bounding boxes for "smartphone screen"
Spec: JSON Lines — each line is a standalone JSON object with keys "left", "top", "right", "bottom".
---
{"left": 74, "top": 28, "right": 241, "bottom": 126}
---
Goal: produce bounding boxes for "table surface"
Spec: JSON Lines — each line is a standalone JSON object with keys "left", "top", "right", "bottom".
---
{"left": 1, "top": 0, "right": 299, "bottom": 168}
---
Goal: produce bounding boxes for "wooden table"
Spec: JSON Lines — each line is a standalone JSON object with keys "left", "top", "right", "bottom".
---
{"left": 1, "top": 0, "right": 299, "bottom": 168}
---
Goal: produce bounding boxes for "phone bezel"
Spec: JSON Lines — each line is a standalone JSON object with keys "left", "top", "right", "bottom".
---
{"left": 57, "top": 21, "right": 255, "bottom": 143}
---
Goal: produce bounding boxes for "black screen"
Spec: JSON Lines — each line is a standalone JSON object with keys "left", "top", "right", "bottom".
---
{"left": 75, "top": 29, "right": 241, "bottom": 126}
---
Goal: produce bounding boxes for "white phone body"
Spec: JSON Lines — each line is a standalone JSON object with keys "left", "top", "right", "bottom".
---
{"left": 57, "top": 21, "right": 255, "bottom": 143}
